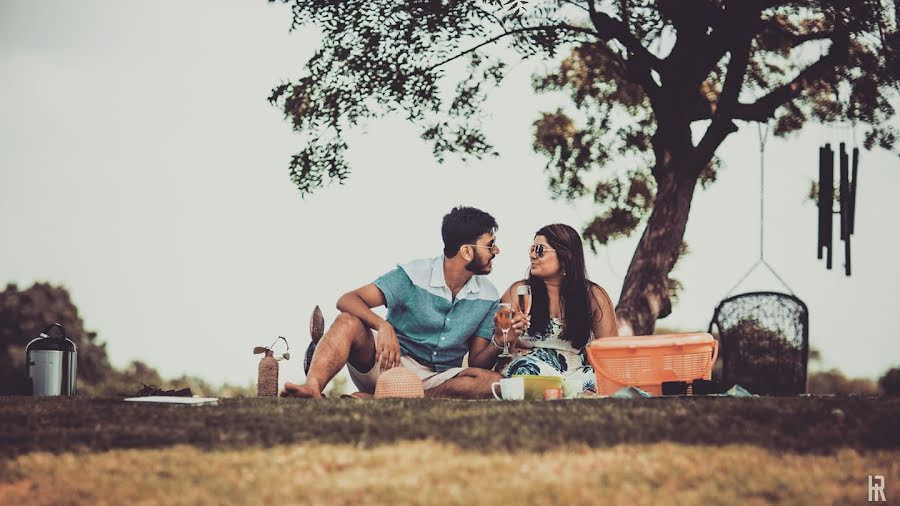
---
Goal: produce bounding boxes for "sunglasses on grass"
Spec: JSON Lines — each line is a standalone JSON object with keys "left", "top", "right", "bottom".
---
{"left": 530, "top": 244, "right": 557, "bottom": 258}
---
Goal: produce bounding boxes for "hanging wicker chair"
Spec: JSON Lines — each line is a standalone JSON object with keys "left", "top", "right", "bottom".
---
{"left": 708, "top": 291, "right": 809, "bottom": 396}
{"left": 707, "top": 124, "right": 811, "bottom": 396}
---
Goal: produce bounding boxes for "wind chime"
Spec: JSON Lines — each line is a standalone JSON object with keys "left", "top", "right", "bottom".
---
{"left": 817, "top": 133, "right": 859, "bottom": 276}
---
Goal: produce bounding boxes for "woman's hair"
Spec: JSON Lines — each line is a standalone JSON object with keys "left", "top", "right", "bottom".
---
{"left": 526, "top": 223, "right": 602, "bottom": 349}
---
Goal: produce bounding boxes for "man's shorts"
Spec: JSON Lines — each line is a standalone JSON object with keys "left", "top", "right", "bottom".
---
{"left": 348, "top": 355, "right": 465, "bottom": 393}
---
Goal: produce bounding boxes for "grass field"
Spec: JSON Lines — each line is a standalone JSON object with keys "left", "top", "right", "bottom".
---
{"left": 1, "top": 396, "right": 898, "bottom": 504}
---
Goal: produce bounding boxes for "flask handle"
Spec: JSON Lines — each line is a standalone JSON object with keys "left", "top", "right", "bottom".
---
{"left": 40, "top": 323, "right": 67, "bottom": 339}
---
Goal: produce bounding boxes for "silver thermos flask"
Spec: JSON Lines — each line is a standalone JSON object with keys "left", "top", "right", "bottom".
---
{"left": 25, "top": 323, "right": 78, "bottom": 396}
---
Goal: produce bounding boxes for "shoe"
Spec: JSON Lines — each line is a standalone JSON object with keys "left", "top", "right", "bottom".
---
{"left": 133, "top": 383, "right": 193, "bottom": 397}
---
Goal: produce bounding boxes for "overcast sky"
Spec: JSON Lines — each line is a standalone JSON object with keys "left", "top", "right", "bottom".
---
{"left": 1, "top": 0, "right": 898, "bottom": 389}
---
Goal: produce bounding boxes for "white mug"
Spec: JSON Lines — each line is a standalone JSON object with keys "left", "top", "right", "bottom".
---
{"left": 491, "top": 377, "right": 525, "bottom": 400}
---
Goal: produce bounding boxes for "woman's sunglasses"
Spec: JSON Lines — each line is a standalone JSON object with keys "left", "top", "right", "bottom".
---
{"left": 530, "top": 244, "right": 557, "bottom": 258}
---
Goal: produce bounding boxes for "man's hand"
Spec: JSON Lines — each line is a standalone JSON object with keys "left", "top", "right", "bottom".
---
{"left": 494, "top": 311, "right": 529, "bottom": 349}
{"left": 375, "top": 321, "right": 401, "bottom": 369}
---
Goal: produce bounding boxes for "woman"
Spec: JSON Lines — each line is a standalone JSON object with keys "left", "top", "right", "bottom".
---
{"left": 498, "top": 223, "right": 618, "bottom": 397}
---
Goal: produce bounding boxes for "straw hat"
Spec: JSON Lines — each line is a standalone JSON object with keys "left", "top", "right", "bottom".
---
{"left": 374, "top": 367, "right": 425, "bottom": 399}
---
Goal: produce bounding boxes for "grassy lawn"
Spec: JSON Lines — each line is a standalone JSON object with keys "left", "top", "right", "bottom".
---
{"left": 1, "top": 396, "right": 898, "bottom": 504}
{"left": 3, "top": 442, "right": 898, "bottom": 505}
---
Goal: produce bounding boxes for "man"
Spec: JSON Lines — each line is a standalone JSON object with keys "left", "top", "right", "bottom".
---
{"left": 282, "top": 206, "right": 526, "bottom": 399}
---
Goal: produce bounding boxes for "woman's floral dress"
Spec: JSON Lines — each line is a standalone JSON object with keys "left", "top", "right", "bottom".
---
{"left": 499, "top": 318, "right": 596, "bottom": 398}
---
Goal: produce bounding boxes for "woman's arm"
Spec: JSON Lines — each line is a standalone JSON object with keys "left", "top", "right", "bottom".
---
{"left": 589, "top": 283, "right": 619, "bottom": 338}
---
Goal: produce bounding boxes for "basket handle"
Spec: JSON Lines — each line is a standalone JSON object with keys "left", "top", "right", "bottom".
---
{"left": 592, "top": 363, "right": 629, "bottom": 385}
{"left": 586, "top": 352, "right": 622, "bottom": 384}
{"left": 706, "top": 339, "right": 719, "bottom": 375}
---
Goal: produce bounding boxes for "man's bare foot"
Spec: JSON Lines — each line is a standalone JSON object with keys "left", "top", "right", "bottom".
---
{"left": 280, "top": 381, "right": 323, "bottom": 399}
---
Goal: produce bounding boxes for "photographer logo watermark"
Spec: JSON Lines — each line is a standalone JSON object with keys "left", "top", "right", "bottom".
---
{"left": 868, "top": 475, "right": 886, "bottom": 502}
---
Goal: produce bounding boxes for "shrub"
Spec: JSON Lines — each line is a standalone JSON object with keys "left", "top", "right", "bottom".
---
{"left": 879, "top": 367, "right": 900, "bottom": 396}
{"left": 808, "top": 369, "right": 878, "bottom": 395}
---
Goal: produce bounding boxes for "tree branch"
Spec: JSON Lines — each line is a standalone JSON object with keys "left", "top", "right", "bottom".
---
{"left": 718, "top": 41, "right": 753, "bottom": 118}
{"left": 693, "top": 34, "right": 753, "bottom": 168}
{"left": 423, "top": 24, "right": 597, "bottom": 72}
{"left": 684, "top": 1, "right": 762, "bottom": 89}
{"left": 790, "top": 31, "right": 837, "bottom": 44}
{"left": 585, "top": 0, "right": 662, "bottom": 70}
{"left": 732, "top": 48, "right": 842, "bottom": 121}
{"left": 586, "top": 0, "right": 662, "bottom": 97}
{"left": 562, "top": 0, "right": 589, "bottom": 14}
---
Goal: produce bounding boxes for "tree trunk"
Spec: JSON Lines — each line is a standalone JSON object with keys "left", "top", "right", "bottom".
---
{"left": 615, "top": 167, "right": 699, "bottom": 336}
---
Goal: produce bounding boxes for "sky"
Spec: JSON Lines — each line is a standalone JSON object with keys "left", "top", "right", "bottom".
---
{"left": 1, "top": 0, "right": 898, "bottom": 389}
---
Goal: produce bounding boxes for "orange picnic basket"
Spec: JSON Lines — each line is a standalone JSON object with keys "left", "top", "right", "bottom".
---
{"left": 585, "top": 333, "right": 719, "bottom": 396}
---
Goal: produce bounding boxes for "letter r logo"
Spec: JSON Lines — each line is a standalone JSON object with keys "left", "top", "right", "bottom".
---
{"left": 869, "top": 475, "right": 886, "bottom": 502}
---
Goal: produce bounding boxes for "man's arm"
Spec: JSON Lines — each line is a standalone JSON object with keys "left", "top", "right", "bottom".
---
{"left": 336, "top": 284, "right": 402, "bottom": 369}
{"left": 336, "top": 284, "right": 387, "bottom": 329}
{"left": 467, "top": 314, "right": 528, "bottom": 369}
{"left": 467, "top": 333, "right": 501, "bottom": 370}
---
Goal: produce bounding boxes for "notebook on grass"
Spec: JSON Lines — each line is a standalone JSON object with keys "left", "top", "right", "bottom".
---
{"left": 124, "top": 396, "right": 220, "bottom": 406}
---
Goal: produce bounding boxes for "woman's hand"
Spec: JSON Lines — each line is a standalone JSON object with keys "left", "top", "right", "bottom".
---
{"left": 512, "top": 312, "right": 529, "bottom": 339}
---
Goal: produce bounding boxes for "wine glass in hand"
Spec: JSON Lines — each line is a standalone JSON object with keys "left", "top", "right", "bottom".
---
{"left": 516, "top": 284, "right": 532, "bottom": 318}
{"left": 515, "top": 284, "right": 533, "bottom": 347}
{"left": 497, "top": 303, "right": 514, "bottom": 358}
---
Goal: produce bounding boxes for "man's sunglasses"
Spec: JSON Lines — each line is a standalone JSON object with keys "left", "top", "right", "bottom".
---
{"left": 470, "top": 241, "right": 499, "bottom": 253}
{"left": 530, "top": 244, "right": 557, "bottom": 258}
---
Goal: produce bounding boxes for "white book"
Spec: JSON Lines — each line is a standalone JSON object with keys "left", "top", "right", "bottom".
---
{"left": 124, "top": 396, "right": 220, "bottom": 406}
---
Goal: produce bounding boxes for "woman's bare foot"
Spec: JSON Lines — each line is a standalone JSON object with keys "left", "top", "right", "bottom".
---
{"left": 280, "top": 381, "right": 323, "bottom": 398}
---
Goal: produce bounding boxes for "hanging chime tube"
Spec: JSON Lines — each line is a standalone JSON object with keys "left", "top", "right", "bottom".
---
{"left": 824, "top": 144, "right": 834, "bottom": 270}
{"left": 839, "top": 143, "right": 850, "bottom": 242}
{"left": 818, "top": 145, "right": 827, "bottom": 260}
{"left": 850, "top": 147, "right": 859, "bottom": 236}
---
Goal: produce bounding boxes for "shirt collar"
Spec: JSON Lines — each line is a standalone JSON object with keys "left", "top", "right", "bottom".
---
{"left": 429, "top": 255, "right": 481, "bottom": 296}
{"left": 429, "top": 255, "right": 446, "bottom": 288}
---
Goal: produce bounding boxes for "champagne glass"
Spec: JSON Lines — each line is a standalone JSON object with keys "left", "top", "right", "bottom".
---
{"left": 516, "top": 284, "right": 532, "bottom": 336}
{"left": 497, "top": 303, "right": 514, "bottom": 358}
{"left": 516, "top": 284, "right": 532, "bottom": 314}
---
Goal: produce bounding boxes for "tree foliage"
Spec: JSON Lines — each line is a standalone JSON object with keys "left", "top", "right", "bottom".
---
{"left": 880, "top": 366, "right": 900, "bottom": 396}
{"left": 0, "top": 282, "right": 112, "bottom": 392}
{"left": 271, "top": 0, "right": 896, "bottom": 200}
{"left": 807, "top": 369, "right": 879, "bottom": 395}
{"left": 270, "top": 0, "right": 898, "bottom": 333}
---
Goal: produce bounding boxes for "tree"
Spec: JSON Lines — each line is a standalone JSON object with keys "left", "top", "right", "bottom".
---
{"left": 808, "top": 368, "right": 879, "bottom": 395}
{"left": 0, "top": 283, "right": 253, "bottom": 397}
{"left": 268, "top": 0, "right": 898, "bottom": 334}
{"left": 879, "top": 366, "right": 900, "bottom": 395}
{"left": 0, "top": 282, "right": 113, "bottom": 393}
